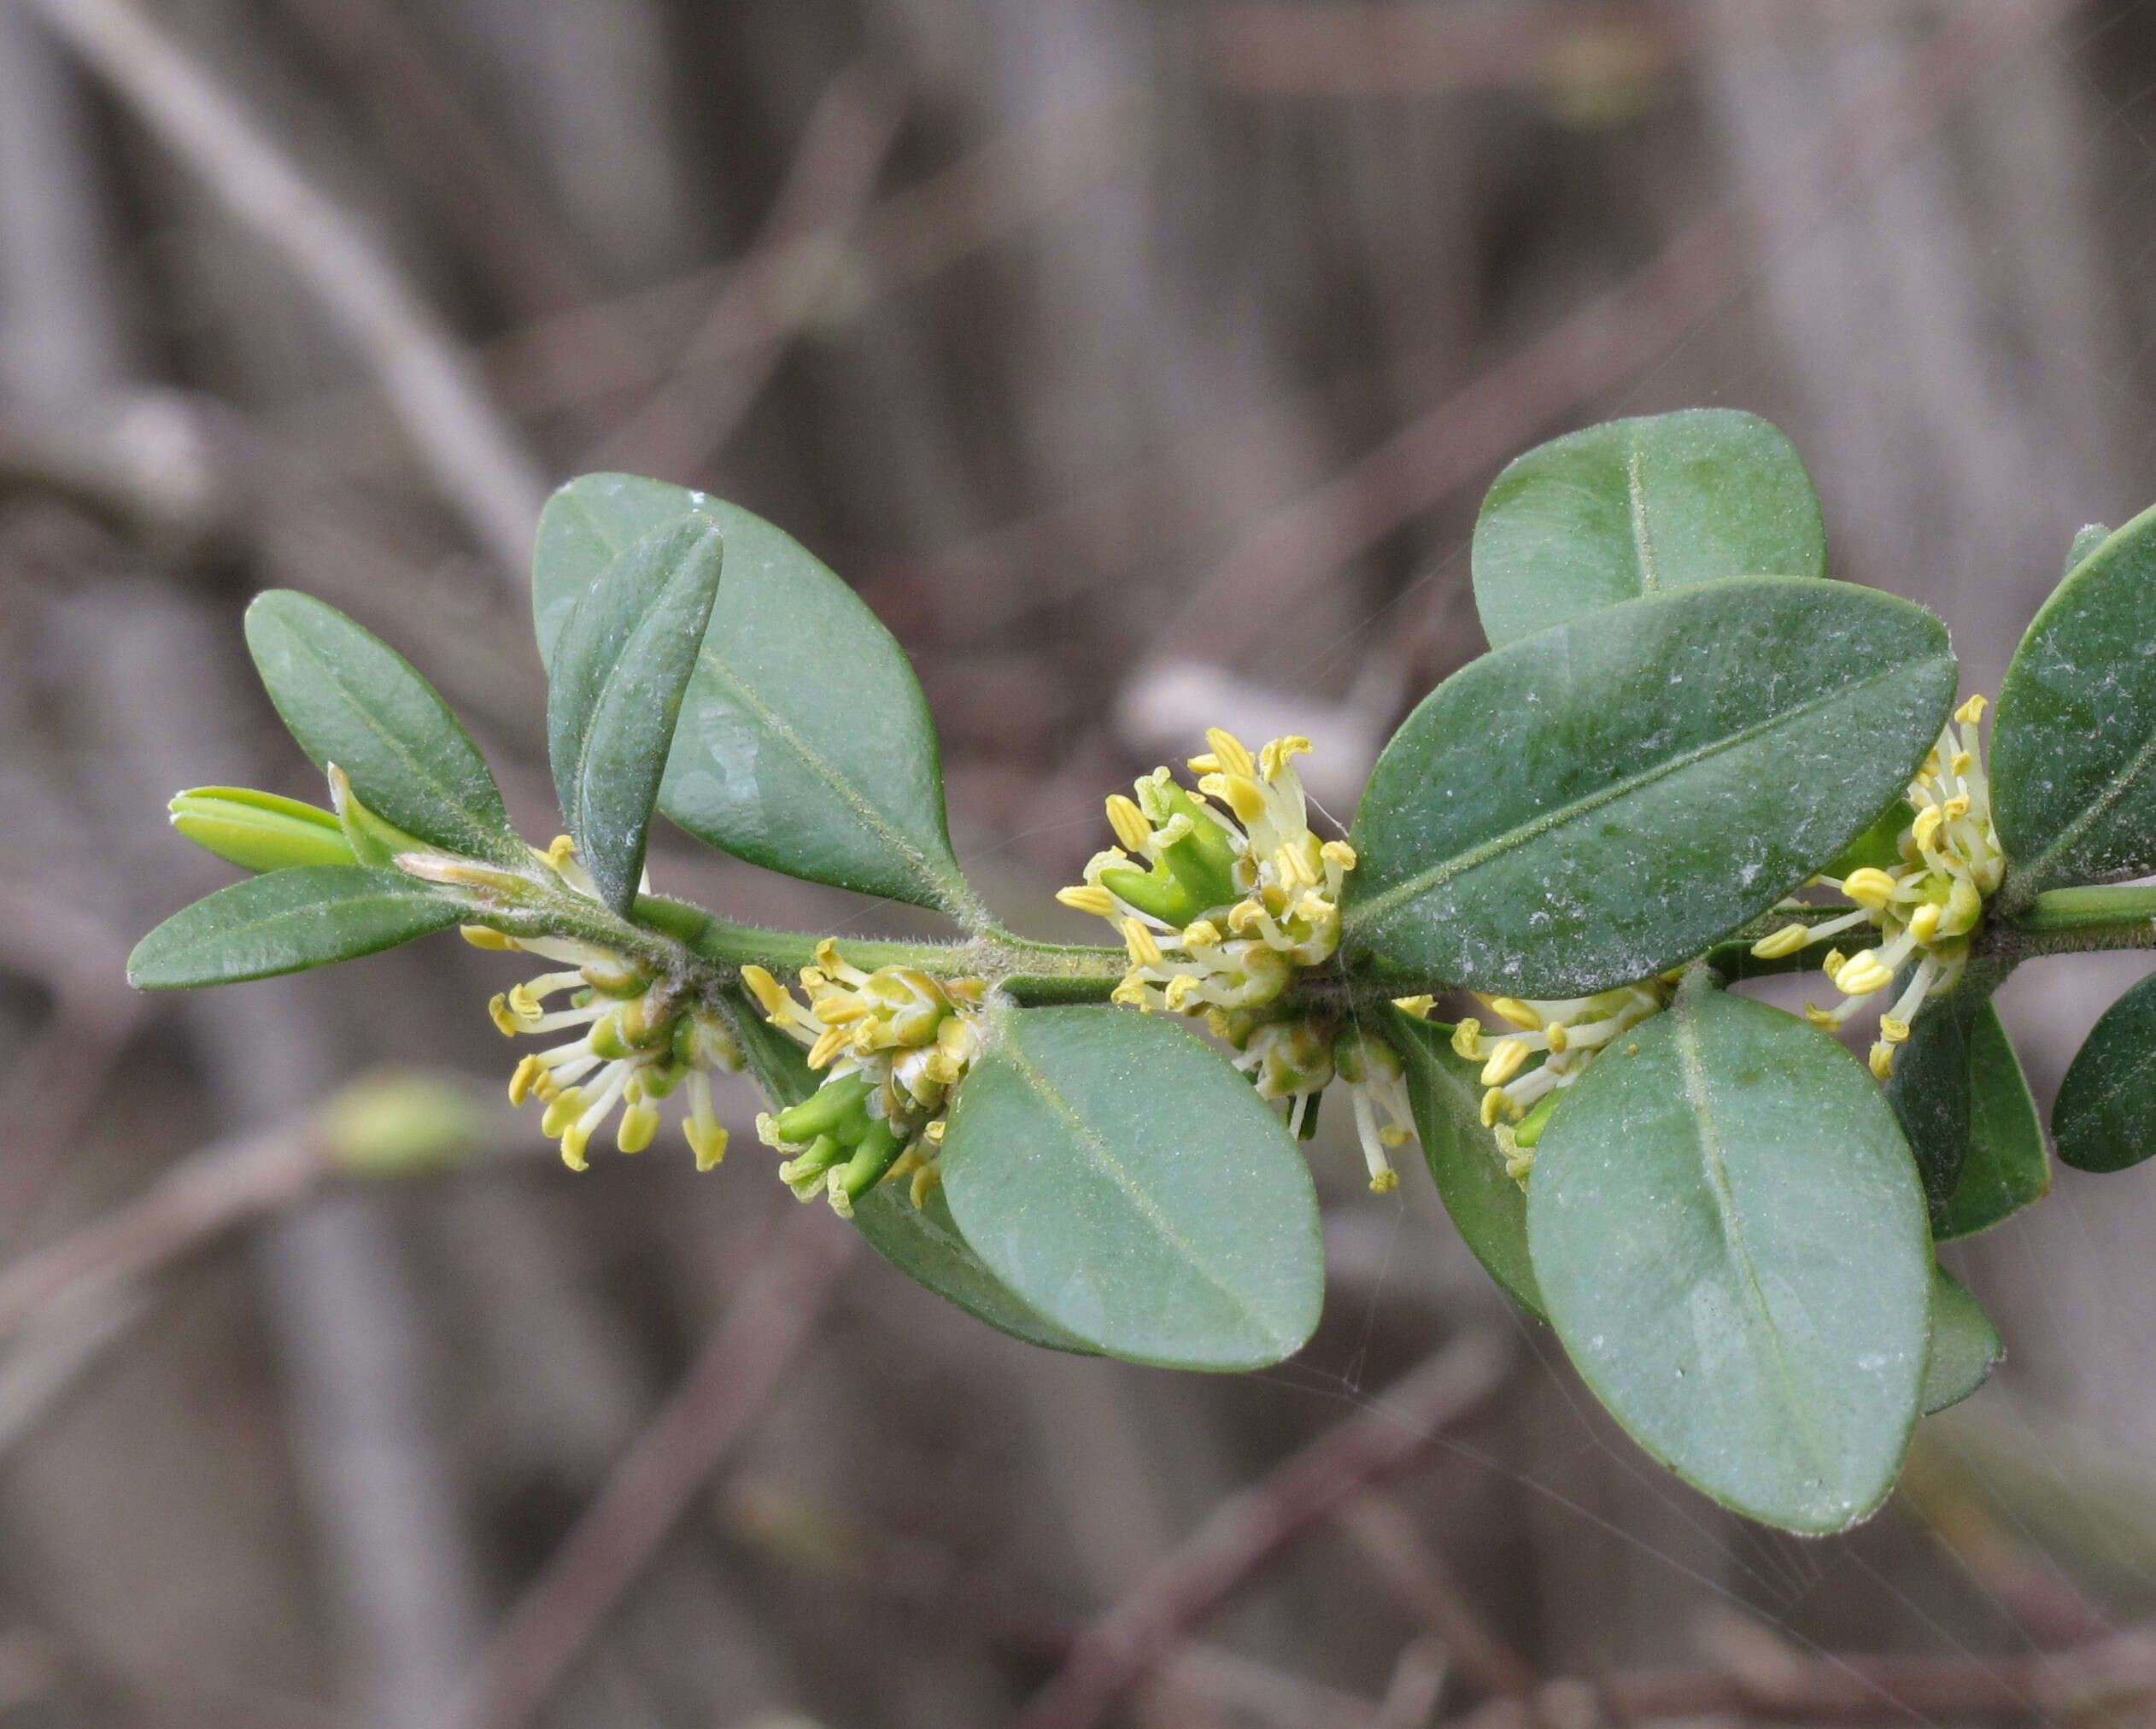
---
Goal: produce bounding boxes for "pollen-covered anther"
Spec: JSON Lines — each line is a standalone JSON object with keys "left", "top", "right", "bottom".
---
{"left": 1750, "top": 923, "right": 1813, "bottom": 960}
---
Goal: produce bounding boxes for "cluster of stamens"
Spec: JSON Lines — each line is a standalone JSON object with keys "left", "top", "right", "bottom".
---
{"left": 1750, "top": 696, "right": 2002, "bottom": 1079}
{"left": 1232, "top": 1015, "right": 1416, "bottom": 1192}
{"left": 744, "top": 943, "right": 986, "bottom": 1216}
{"left": 1450, "top": 984, "right": 1671, "bottom": 1181}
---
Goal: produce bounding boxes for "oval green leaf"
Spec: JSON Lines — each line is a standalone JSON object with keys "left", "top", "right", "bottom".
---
{"left": 1345, "top": 577, "right": 1957, "bottom": 997}
{"left": 2053, "top": 970, "right": 2156, "bottom": 1173}
{"left": 1924, "top": 1265, "right": 2003, "bottom": 1416}
{"left": 1526, "top": 983, "right": 1931, "bottom": 1533}
{"left": 938, "top": 1005, "right": 1322, "bottom": 1370}
{"left": 534, "top": 475, "right": 975, "bottom": 920}
{"left": 721, "top": 985, "right": 1092, "bottom": 1352}
{"left": 127, "top": 864, "right": 464, "bottom": 988}
{"left": 1390, "top": 1011, "right": 1544, "bottom": 1317}
{"left": 1992, "top": 503, "right": 2156, "bottom": 906}
{"left": 1884, "top": 993, "right": 1979, "bottom": 1216}
{"left": 1473, "top": 408, "right": 1828, "bottom": 649}
{"left": 1936, "top": 1002, "right": 2048, "bottom": 1238}
{"left": 547, "top": 513, "right": 724, "bottom": 912}
{"left": 244, "top": 591, "right": 520, "bottom": 864}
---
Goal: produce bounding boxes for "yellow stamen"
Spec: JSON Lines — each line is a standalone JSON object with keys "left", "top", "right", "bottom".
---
{"left": 740, "top": 965, "right": 792, "bottom": 1017}
{"left": 1057, "top": 884, "right": 1116, "bottom": 916}
{"left": 1954, "top": 695, "right": 1988, "bottom": 725}
{"left": 1479, "top": 1088, "right": 1504, "bottom": 1128}
{"left": 1450, "top": 1018, "right": 1485, "bottom": 1060}
{"left": 1369, "top": 1168, "right": 1400, "bottom": 1194}
{"left": 1836, "top": 952, "right": 1895, "bottom": 996}
{"left": 685, "top": 1118, "right": 729, "bottom": 1170}
{"left": 1204, "top": 728, "right": 1257, "bottom": 778}
{"left": 1869, "top": 1042, "right": 1895, "bottom": 1081}
{"left": 488, "top": 993, "right": 520, "bottom": 1036}
{"left": 806, "top": 1027, "right": 847, "bottom": 1069}
{"left": 1392, "top": 995, "right": 1435, "bottom": 1018}
{"left": 1912, "top": 806, "right": 1943, "bottom": 852}
{"left": 1843, "top": 868, "right": 1897, "bottom": 911}
{"left": 1121, "top": 918, "right": 1163, "bottom": 966}
{"left": 1878, "top": 1016, "right": 1911, "bottom": 1044}
{"left": 1907, "top": 903, "right": 1942, "bottom": 945}
{"left": 617, "top": 1102, "right": 659, "bottom": 1154}
{"left": 461, "top": 925, "right": 516, "bottom": 951}
{"left": 1321, "top": 840, "right": 1357, "bottom": 871}
{"left": 1480, "top": 1038, "right": 1529, "bottom": 1087}
{"left": 508, "top": 1053, "right": 543, "bottom": 1105}
{"left": 1106, "top": 794, "right": 1151, "bottom": 853}
{"left": 1751, "top": 923, "right": 1813, "bottom": 959}
{"left": 1484, "top": 997, "right": 1543, "bottom": 1029}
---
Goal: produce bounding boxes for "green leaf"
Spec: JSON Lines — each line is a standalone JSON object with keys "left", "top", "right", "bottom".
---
{"left": 1823, "top": 796, "right": 1915, "bottom": 879}
{"left": 1936, "top": 1003, "right": 2049, "bottom": 1238}
{"left": 168, "top": 786, "right": 356, "bottom": 872}
{"left": 1345, "top": 577, "right": 1957, "bottom": 997}
{"left": 1473, "top": 408, "right": 1828, "bottom": 649}
{"left": 547, "top": 513, "right": 724, "bottom": 913}
{"left": 127, "top": 865, "right": 464, "bottom": 988}
{"left": 1390, "top": 1011, "right": 1544, "bottom": 1318}
{"left": 1923, "top": 1266, "right": 2002, "bottom": 1416}
{"left": 1526, "top": 982, "right": 1930, "bottom": 1533}
{"left": 939, "top": 1005, "right": 1322, "bottom": 1370}
{"left": 2053, "top": 971, "right": 2156, "bottom": 1173}
{"left": 850, "top": 1186, "right": 1098, "bottom": 1356}
{"left": 244, "top": 591, "right": 520, "bottom": 864}
{"left": 534, "top": 476, "right": 976, "bottom": 920}
{"left": 1993, "top": 503, "right": 2156, "bottom": 906}
{"left": 1884, "top": 993, "right": 1979, "bottom": 1216}
{"left": 719, "top": 985, "right": 1092, "bottom": 1353}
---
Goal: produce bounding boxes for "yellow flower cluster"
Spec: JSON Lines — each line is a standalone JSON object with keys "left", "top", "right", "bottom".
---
{"left": 1752, "top": 696, "right": 2003, "bottom": 1079}
{"left": 1451, "top": 983, "right": 1670, "bottom": 1180}
{"left": 1057, "top": 730, "right": 1356, "bottom": 1020}
{"left": 743, "top": 942, "right": 986, "bottom": 1216}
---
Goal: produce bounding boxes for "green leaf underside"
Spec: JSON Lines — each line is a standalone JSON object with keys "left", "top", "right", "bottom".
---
{"left": 1924, "top": 1266, "right": 2003, "bottom": 1416}
{"left": 548, "top": 514, "right": 724, "bottom": 913}
{"left": 940, "top": 1005, "right": 1322, "bottom": 1370}
{"left": 244, "top": 591, "right": 518, "bottom": 863}
{"left": 1473, "top": 408, "right": 1828, "bottom": 650}
{"left": 1993, "top": 502, "right": 2156, "bottom": 903}
{"left": 719, "top": 986, "right": 1088, "bottom": 1352}
{"left": 1526, "top": 986, "right": 1930, "bottom": 1533}
{"left": 126, "top": 865, "right": 464, "bottom": 988}
{"left": 1936, "top": 1003, "right": 2049, "bottom": 1237}
{"left": 533, "top": 476, "right": 970, "bottom": 917}
{"left": 1884, "top": 993, "right": 1981, "bottom": 1216}
{"left": 2053, "top": 970, "right": 2156, "bottom": 1173}
{"left": 1345, "top": 577, "right": 1957, "bottom": 998}
{"left": 1391, "top": 1011, "right": 1544, "bottom": 1317}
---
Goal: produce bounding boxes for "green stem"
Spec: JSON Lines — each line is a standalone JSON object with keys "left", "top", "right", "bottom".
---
{"left": 2014, "top": 885, "right": 2156, "bottom": 932}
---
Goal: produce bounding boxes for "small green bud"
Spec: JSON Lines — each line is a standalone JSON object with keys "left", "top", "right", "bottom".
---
{"left": 772, "top": 1072, "right": 872, "bottom": 1144}
{"left": 328, "top": 763, "right": 438, "bottom": 867}
{"left": 829, "top": 1116, "right": 905, "bottom": 1216}
{"left": 1099, "top": 864, "right": 1198, "bottom": 928}
{"left": 169, "top": 785, "right": 355, "bottom": 872}
{"left": 1512, "top": 1089, "right": 1561, "bottom": 1150}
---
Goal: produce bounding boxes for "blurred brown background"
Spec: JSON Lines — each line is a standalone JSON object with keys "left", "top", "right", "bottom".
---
{"left": 3, "top": 0, "right": 2156, "bottom": 1724}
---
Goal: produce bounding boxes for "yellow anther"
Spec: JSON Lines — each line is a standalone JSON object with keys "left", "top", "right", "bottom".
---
{"left": 1751, "top": 922, "right": 1813, "bottom": 959}
{"left": 559, "top": 1123, "right": 592, "bottom": 1172}
{"left": 1121, "top": 918, "right": 1163, "bottom": 966}
{"left": 1912, "top": 806, "right": 1943, "bottom": 852}
{"left": 461, "top": 924, "right": 516, "bottom": 951}
{"left": 1484, "top": 997, "right": 1543, "bottom": 1029}
{"left": 1257, "top": 736, "right": 1311, "bottom": 781}
{"left": 1186, "top": 752, "right": 1221, "bottom": 774}
{"left": 1544, "top": 1023, "right": 1568, "bottom": 1053}
{"left": 1210, "top": 775, "right": 1266, "bottom": 824}
{"left": 1907, "top": 902, "right": 1942, "bottom": 944}
{"left": 1183, "top": 920, "right": 1222, "bottom": 947}
{"left": 1869, "top": 1042, "right": 1896, "bottom": 1081}
{"left": 1204, "top": 728, "right": 1257, "bottom": 778}
{"left": 1392, "top": 995, "right": 1435, "bottom": 1018}
{"left": 1106, "top": 794, "right": 1151, "bottom": 853}
{"left": 1480, "top": 1038, "right": 1530, "bottom": 1087}
{"left": 1450, "top": 1017, "right": 1485, "bottom": 1060}
{"left": 1164, "top": 976, "right": 1199, "bottom": 1011}
{"left": 487, "top": 993, "right": 522, "bottom": 1036}
{"left": 1951, "top": 751, "right": 1974, "bottom": 776}
{"left": 1954, "top": 694, "right": 1988, "bottom": 725}
{"left": 1110, "top": 977, "right": 1150, "bottom": 1009}
{"left": 1227, "top": 899, "right": 1265, "bottom": 935}
{"left": 541, "top": 1088, "right": 583, "bottom": 1140}
{"left": 1942, "top": 794, "right": 1971, "bottom": 822}
{"left": 740, "top": 965, "right": 791, "bottom": 1018}
{"left": 1321, "top": 839, "right": 1357, "bottom": 870}
{"left": 1823, "top": 949, "right": 1848, "bottom": 977}
{"left": 1803, "top": 1005, "right": 1837, "bottom": 1029}
{"left": 1938, "top": 877, "right": 1983, "bottom": 938}
{"left": 1275, "top": 844, "right": 1316, "bottom": 888}
{"left": 508, "top": 1053, "right": 543, "bottom": 1105}
{"left": 1479, "top": 1088, "right": 1504, "bottom": 1128}
{"left": 806, "top": 1027, "right": 847, "bottom": 1069}
{"left": 1369, "top": 1167, "right": 1400, "bottom": 1194}
{"left": 813, "top": 995, "right": 866, "bottom": 1025}
{"left": 1878, "top": 1015, "right": 1911, "bottom": 1044}
{"left": 1057, "top": 884, "right": 1117, "bottom": 916}
{"left": 1842, "top": 868, "right": 1897, "bottom": 911}
{"left": 910, "top": 1161, "right": 941, "bottom": 1208}
{"left": 506, "top": 982, "right": 547, "bottom": 1025}
{"left": 617, "top": 1102, "right": 660, "bottom": 1155}
{"left": 1835, "top": 952, "right": 1895, "bottom": 996}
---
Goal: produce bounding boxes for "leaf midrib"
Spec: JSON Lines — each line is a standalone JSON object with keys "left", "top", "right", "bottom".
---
{"left": 995, "top": 1031, "right": 1296, "bottom": 1354}
{"left": 1626, "top": 442, "right": 1660, "bottom": 595}
{"left": 1671, "top": 999, "right": 1839, "bottom": 1497}
{"left": 1347, "top": 656, "right": 1944, "bottom": 933}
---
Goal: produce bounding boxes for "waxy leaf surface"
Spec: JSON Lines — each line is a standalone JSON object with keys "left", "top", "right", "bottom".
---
{"left": 1391, "top": 1012, "right": 1544, "bottom": 1317}
{"left": 535, "top": 475, "right": 972, "bottom": 917}
{"left": 1527, "top": 985, "right": 1930, "bottom": 1533}
{"left": 1994, "top": 504, "right": 2156, "bottom": 904}
{"left": 1473, "top": 408, "right": 1827, "bottom": 649}
{"left": 548, "top": 513, "right": 724, "bottom": 912}
{"left": 1936, "top": 1003, "right": 2048, "bottom": 1238}
{"left": 245, "top": 591, "right": 520, "bottom": 863}
{"left": 1346, "top": 577, "right": 1956, "bottom": 997}
{"left": 1924, "top": 1266, "right": 2003, "bottom": 1415}
{"left": 722, "top": 986, "right": 1090, "bottom": 1352}
{"left": 128, "top": 865, "right": 464, "bottom": 988}
{"left": 2053, "top": 971, "right": 2156, "bottom": 1173}
{"left": 940, "top": 1005, "right": 1322, "bottom": 1370}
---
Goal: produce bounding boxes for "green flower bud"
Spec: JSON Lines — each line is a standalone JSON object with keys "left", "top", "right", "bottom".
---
{"left": 169, "top": 785, "right": 355, "bottom": 872}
